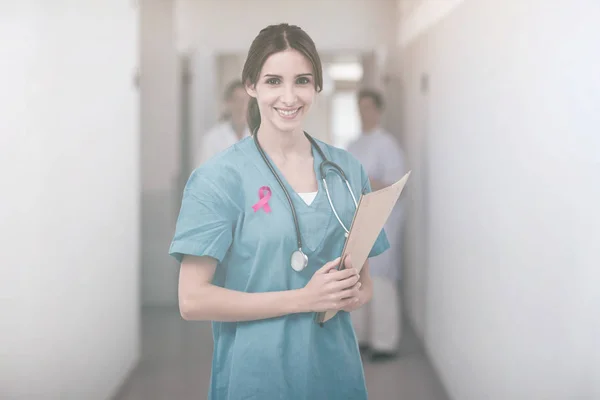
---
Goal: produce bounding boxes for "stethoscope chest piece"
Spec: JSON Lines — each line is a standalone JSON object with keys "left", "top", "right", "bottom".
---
{"left": 291, "top": 249, "right": 308, "bottom": 272}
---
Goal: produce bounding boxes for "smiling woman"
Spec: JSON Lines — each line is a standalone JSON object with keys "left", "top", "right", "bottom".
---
{"left": 242, "top": 24, "right": 324, "bottom": 137}
{"left": 169, "top": 23, "right": 390, "bottom": 400}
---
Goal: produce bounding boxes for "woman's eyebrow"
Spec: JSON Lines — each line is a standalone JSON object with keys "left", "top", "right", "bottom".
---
{"left": 263, "top": 73, "right": 313, "bottom": 78}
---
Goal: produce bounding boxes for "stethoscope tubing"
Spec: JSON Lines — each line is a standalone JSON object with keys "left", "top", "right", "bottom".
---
{"left": 253, "top": 129, "right": 357, "bottom": 252}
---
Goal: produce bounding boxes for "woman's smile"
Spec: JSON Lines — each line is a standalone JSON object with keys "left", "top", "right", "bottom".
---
{"left": 275, "top": 106, "right": 302, "bottom": 119}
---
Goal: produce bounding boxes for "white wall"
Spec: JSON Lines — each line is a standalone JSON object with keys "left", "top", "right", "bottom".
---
{"left": 399, "top": 0, "right": 600, "bottom": 399}
{"left": 140, "top": 0, "right": 181, "bottom": 306}
{"left": 0, "top": 1, "right": 140, "bottom": 399}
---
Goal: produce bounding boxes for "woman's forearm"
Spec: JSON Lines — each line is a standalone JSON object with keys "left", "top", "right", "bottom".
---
{"left": 179, "top": 284, "right": 310, "bottom": 322}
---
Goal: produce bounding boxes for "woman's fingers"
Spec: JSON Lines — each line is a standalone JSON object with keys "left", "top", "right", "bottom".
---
{"left": 321, "top": 281, "right": 361, "bottom": 311}
{"left": 329, "top": 271, "right": 360, "bottom": 291}
{"left": 338, "top": 296, "right": 360, "bottom": 310}
{"left": 337, "top": 282, "right": 361, "bottom": 300}
{"left": 326, "top": 267, "right": 358, "bottom": 282}
{"left": 316, "top": 257, "right": 341, "bottom": 274}
{"left": 343, "top": 255, "right": 353, "bottom": 270}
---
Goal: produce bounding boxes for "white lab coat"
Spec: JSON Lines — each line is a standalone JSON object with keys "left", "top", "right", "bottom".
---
{"left": 197, "top": 121, "right": 250, "bottom": 166}
{"left": 347, "top": 127, "right": 406, "bottom": 281}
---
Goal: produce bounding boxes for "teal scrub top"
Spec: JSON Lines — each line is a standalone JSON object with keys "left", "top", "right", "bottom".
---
{"left": 169, "top": 136, "right": 390, "bottom": 400}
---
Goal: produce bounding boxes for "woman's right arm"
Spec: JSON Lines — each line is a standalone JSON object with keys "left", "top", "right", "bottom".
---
{"left": 178, "top": 255, "right": 361, "bottom": 322}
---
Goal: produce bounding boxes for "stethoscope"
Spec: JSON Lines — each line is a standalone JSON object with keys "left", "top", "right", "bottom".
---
{"left": 253, "top": 129, "right": 359, "bottom": 272}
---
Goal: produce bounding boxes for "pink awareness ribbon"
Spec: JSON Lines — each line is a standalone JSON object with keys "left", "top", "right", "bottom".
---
{"left": 252, "top": 186, "right": 272, "bottom": 213}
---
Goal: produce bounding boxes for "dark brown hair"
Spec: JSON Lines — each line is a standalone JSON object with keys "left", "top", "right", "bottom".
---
{"left": 358, "top": 88, "right": 385, "bottom": 111}
{"left": 241, "top": 23, "right": 323, "bottom": 133}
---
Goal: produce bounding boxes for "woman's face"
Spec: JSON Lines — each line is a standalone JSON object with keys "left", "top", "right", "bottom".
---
{"left": 247, "top": 49, "right": 316, "bottom": 133}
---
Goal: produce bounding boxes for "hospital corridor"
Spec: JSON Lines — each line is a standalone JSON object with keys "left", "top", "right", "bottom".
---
{"left": 2, "top": 1, "right": 600, "bottom": 399}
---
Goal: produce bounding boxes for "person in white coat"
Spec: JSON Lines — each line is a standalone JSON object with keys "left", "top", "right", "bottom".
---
{"left": 198, "top": 80, "right": 251, "bottom": 165}
{"left": 347, "top": 89, "right": 407, "bottom": 362}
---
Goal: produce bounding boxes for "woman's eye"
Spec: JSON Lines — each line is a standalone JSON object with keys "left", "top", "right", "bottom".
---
{"left": 266, "top": 78, "right": 280, "bottom": 85}
{"left": 297, "top": 77, "right": 310, "bottom": 85}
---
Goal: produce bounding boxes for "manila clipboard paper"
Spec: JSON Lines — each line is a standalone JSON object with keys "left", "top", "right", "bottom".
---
{"left": 315, "top": 171, "right": 411, "bottom": 325}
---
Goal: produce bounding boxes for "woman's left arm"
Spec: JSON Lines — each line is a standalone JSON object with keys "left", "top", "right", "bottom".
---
{"left": 342, "top": 259, "right": 373, "bottom": 312}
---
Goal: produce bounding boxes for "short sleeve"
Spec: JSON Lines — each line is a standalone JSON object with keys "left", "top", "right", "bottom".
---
{"left": 360, "top": 165, "right": 391, "bottom": 258}
{"left": 168, "top": 170, "right": 238, "bottom": 264}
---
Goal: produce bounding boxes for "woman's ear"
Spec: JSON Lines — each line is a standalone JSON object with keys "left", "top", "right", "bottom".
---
{"left": 245, "top": 81, "right": 257, "bottom": 98}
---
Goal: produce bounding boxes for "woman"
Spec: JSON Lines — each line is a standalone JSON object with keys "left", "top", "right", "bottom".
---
{"left": 197, "top": 80, "right": 250, "bottom": 166}
{"left": 169, "top": 23, "right": 390, "bottom": 400}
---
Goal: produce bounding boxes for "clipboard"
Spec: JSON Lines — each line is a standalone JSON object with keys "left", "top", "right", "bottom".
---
{"left": 314, "top": 171, "right": 411, "bottom": 325}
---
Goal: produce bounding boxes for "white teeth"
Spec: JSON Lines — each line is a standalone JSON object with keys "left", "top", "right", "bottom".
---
{"left": 277, "top": 108, "right": 299, "bottom": 117}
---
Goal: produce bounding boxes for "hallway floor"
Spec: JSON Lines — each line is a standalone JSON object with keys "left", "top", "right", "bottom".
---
{"left": 115, "top": 307, "right": 450, "bottom": 400}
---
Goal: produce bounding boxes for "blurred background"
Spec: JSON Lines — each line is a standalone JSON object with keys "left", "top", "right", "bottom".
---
{"left": 1, "top": 0, "right": 599, "bottom": 399}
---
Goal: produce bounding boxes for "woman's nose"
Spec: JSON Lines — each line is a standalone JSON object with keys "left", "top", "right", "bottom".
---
{"left": 281, "top": 84, "right": 297, "bottom": 105}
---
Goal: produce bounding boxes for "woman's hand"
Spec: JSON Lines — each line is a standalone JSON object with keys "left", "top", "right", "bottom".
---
{"left": 340, "top": 288, "right": 368, "bottom": 312}
{"left": 301, "top": 257, "right": 362, "bottom": 313}
{"left": 340, "top": 257, "right": 373, "bottom": 313}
